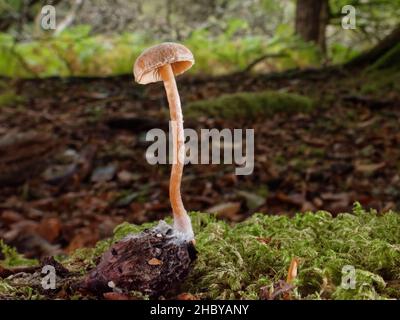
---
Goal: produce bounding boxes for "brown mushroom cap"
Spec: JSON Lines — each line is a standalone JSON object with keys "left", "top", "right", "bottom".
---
{"left": 134, "top": 42, "right": 194, "bottom": 84}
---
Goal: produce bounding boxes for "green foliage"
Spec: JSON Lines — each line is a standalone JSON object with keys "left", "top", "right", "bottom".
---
{"left": 0, "top": 90, "right": 25, "bottom": 107}
{"left": 1, "top": 0, "right": 400, "bottom": 78}
{"left": 186, "top": 91, "right": 314, "bottom": 120}
{"left": 329, "top": 0, "right": 400, "bottom": 47}
{"left": 186, "top": 23, "right": 321, "bottom": 75}
{"left": 0, "top": 26, "right": 150, "bottom": 78}
{"left": 0, "top": 240, "right": 38, "bottom": 268}
{"left": 329, "top": 43, "right": 360, "bottom": 65}
{"left": 0, "top": 22, "right": 323, "bottom": 78}
{"left": 361, "top": 68, "right": 400, "bottom": 96}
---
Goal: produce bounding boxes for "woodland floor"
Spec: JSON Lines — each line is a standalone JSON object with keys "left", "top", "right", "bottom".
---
{"left": 0, "top": 68, "right": 399, "bottom": 261}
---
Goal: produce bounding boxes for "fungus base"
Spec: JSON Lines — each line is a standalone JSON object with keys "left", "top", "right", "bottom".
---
{"left": 81, "top": 221, "right": 197, "bottom": 297}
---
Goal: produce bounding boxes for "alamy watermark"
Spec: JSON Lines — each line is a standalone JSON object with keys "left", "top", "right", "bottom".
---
{"left": 145, "top": 122, "right": 254, "bottom": 175}
{"left": 40, "top": 5, "right": 57, "bottom": 30}
{"left": 342, "top": 5, "right": 356, "bottom": 29}
{"left": 41, "top": 265, "right": 56, "bottom": 290}
{"left": 341, "top": 265, "right": 356, "bottom": 289}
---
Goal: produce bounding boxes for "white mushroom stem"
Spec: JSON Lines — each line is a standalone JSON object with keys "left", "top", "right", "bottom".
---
{"left": 159, "top": 64, "right": 194, "bottom": 240}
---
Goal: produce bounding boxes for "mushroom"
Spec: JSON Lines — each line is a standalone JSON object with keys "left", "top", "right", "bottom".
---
{"left": 80, "top": 43, "right": 197, "bottom": 298}
{"left": 134, "top": 42, "right": 194, "bottom": 241}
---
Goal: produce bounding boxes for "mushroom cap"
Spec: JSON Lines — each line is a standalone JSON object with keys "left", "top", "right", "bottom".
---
{"left": 134, "top": 42, "right": 194, "bottom": 84}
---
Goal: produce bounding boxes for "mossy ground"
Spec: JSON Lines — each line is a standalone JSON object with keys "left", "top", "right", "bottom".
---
{"left": 360, "top": 43, "right": 400, "bottom": 96}
{"left": 1, "top": 203, "right": 399, "bottom": 300}
{"left": 186, "top": 91, "right": 314, "bottom": 120}
{"left": 0, "top": 80, "right": 25, "bottom": 108}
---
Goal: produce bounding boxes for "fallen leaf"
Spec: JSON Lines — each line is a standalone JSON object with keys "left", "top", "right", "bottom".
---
{"left": 236, "top": 190, "right": 266, "bottom": 210}
{"left": 103, "top": 292, "right": 131, "bottom": 300}
{"left": 207, "top": 202, "right": 241, "bottom": 221}
{"left": 286, "top": 258, "right": 299, "bottom": 284}
{"left": 0, "top": 210, "right": 23, "bottom": 225}
{"left": 66, "top": 228, "right": 99, "bottom": 253}
{"left": 148, "top": 258, "right": 163, "bottom": 266}
{"left": 91, "top": 164, "right": 118, "bottom": 183}
{"left": 176, "top": 293, "right": 199, "bottom": 300}
{"left": 355, "top": 117, "right": 377, "bottom": 128}
{"left": 37, "top": 217, "right": 62, "bottom": 243}
{"left": 301, "top": 201, "right": 316, "bottom": 212}
{"left": 275, "top": 192, "right": 305, "bottom": 207}
{"left": 117, "top": 170, "right": 134, "bottom": 183}
{"left": 355, "top": 162, "right": 386, "bottom": 174}
{"left": 320, "top": 192, "right": 351, "bottom": 201}
{"left": 302, "top": 136, "right": 329, "bottom": 147}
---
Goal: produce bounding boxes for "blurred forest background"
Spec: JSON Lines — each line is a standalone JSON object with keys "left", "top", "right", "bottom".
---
{"left": 0, "top": 0, "right": 399, "bottom": 77}
{"left": 0, "top": 0, "right": 399, "bottom": 258}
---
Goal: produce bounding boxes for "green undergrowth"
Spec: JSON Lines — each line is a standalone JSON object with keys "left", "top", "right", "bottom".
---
{"left": 1, "top": 203, "right": 399, "bottom": 300}
{"left": 0, "top": 240, "right": 38, "bottom": 268}
{"left": 0, "top": 24, "right": 322, "bottom": 78}
{"left": 0, "top": 80, "right": 25, "bottom": 107}
{"left": 185, "top": 91, "right": 314, "bottom": 120}
{"left": 360, "top": 44, "right": 400, "bottom": 96}
{"left": 0, "top": 90, "right": 25, "bottom": 107}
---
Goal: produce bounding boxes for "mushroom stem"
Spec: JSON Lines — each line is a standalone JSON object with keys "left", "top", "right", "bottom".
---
{"left": 159, "top": 64, "right": 193, "bottom": 239}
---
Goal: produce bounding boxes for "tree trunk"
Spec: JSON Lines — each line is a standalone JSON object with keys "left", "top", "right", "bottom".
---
{"left": 295, "top": 0, "right": 329, "bottom": 52}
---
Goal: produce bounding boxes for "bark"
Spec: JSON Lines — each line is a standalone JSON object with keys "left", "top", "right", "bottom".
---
{"left": 295, "top": 0, "right": 329, "bottom": 52}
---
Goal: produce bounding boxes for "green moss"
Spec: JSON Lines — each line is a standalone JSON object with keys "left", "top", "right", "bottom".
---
{"left": 0, "top": 240, "right": 40, "bottom": 299}
{"left": 1, "top": 204, "right": 399, "bottom": 300}
{"left": 0, "top": 91, "right": 25, "bottom": 107}
{"left": 0, "top": 281, "right": 39, "bottom": 300}
{"left": 183, "top": 204, "right": 400, "bottom": 300}
{"left": 0, "top": 240, "right": 38, "bottom": 268}
{"left": 186, "top": 91, "right": 314, "bottom": 120}
{"left": 361, "top": 68, "right": 400, "bottom": 95}
{"left": 361, "top": 44, "right": 400, "bottom": 96}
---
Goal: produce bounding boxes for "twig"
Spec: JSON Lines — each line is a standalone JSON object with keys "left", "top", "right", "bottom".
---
{"left": 342, "top": 94, "right": 395, "bottom": 108}
{"left": 243, "top": 53, "right": 288, "bottom": 73}
{"left": 54, "top": 0, "right": 84, "bottom": 36}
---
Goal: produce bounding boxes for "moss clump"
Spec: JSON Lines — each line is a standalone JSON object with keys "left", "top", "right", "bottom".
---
{"left": 182, "top": 203, "right": 400, "bottom": 300}
{"left": 1, "top": 204, "right": 399, "bottom": 300}
{"left": 0, "top": 240, "right": 38, "bottom": 268}
{"left": 185, "top": 91, "right": 314, "bottom": 120}
{"left": 361, "top": 68, "right": 400, "bottom": 96}
{"left": 0, "top": 91, "right": 26, "bottom": 108}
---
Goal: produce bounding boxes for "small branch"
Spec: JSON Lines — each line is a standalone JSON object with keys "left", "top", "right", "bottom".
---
{"left": 243, "top": 53, "right": 288, "bottom": 73}
{"left": 342, "top": 94, "right": 395, "bottom": 108}
{"left": 54, "top": 0, "right": 84, "bottom": 36}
